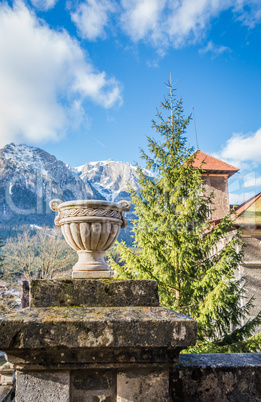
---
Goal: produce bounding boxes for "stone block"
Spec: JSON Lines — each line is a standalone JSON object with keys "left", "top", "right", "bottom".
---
{"left": 71, "top": 370, "right": 116, "bottom": 401}
{"left": 29, "top": 279, "right": 159, "bottom": 307}
{"left": 4, "top": 347, "right": 180, "bottom": 370}
{"left": 15, "top": 371, "right": 70, "bottom": 402}
{"left": 117, "top": 369, "right": 169, "bottom": 401}
{"left": 171, "top": 353, "right": 261, "bottom": 401}
{"left": 1, "top": 278, "right": 198, "bottom": 401}
{"left": 0, "top": 307, "right": 197, "bottom": 350}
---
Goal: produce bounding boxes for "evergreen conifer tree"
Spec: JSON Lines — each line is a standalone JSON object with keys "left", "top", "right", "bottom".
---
{"left": 109, "top": 81, "right": 261, "bottom": 352}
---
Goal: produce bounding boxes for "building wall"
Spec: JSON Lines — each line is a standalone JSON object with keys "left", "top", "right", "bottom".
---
{"left": 201, "top": 171, "right": 261, "bottom": 333}
{"left": 213, "top": 231, "right": 261, "bottom": 334}
{"left": 240, "top": 235, "right": 261, "bottom": 333}
{"left": 203, "top": 175, "right": 229, "bottom": 220}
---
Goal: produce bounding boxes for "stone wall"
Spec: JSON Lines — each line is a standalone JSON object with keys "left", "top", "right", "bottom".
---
{"left": 240, "top": 235, "right": 261, "bottom": 333}
{"left": 1, "top": 279, "right": 261, "bottom": 401}
{"left": 15, "top": 368, "right": 172, "bottom": 401}
{"left": 172, "top": 353, "right": 261, "bottom": 402}
{"left": 203, "top": 175, "right": 229, "bottom": 220}
{"left": 243, "top": 235, "right": 261, "bottom": 261}
{"left": 215, "top": 233, "right": 261, "bottom": 335}
{"left": 6, "top": 354, "right": 261, "bottom": 401}
{"left": 0, "top": 279, "right": 197, "bottom": 402}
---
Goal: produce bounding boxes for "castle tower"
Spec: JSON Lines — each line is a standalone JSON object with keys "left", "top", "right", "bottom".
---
{"left": 192, "top": 150, "right": 239, "bottom": 220}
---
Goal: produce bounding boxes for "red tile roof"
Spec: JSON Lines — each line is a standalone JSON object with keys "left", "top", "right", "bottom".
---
{"left": 191, "top": 150, "right": 239, "bottom": 177}
{"left": 233, "top": 192, "right": 261, "bottom": 226}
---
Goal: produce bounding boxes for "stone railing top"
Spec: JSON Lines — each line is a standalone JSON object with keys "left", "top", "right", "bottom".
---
{"left": 29, "top": 279, "right": 160, "bottom": 308}
{"left": 0, "top": 279, "right": 198, "bottom": 368}
{"left": 0, "top": 306, "right": 197, "bottom": 350}
{"left": 179, "top": 353, "right": 261, "bottom": 367}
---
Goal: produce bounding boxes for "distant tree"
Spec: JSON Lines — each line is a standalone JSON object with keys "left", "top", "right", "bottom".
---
{"left": 0, "top": 228, "right": 77, "bottom": 315}
{"left": 0, "top": 237, "right": 4, "bottom": 278}
{"left": 0, "top": 237, "right": 20, "bottom": 315}
{"left": 2, "top": 227, "right": 77, "bottom": 282}
{"left": 0, "top": 290, "right": 20, "bottom": 315}
{"left": 109, "top": 81, "right": 261, "bottom": 352}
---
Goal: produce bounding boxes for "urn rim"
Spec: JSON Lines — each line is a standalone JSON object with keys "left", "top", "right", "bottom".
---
{"left": 57, "top": 199, "right": 128, "bottom": 212}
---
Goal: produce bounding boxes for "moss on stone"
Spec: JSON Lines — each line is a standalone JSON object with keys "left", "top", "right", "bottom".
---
{"left": 29, "top": 279, "right": 160, "bottom": 308}
{"left": 0, "top": 306, "right": 197, "bottom": 351}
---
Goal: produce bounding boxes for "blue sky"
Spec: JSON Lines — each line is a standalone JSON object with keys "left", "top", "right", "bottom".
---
{"left": 0, "top": 0, "right": 261, "bottom": 203}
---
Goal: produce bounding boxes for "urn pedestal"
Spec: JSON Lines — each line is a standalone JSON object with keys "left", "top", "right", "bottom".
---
{"left": 0, "top": 279, "right": 197, "bottom": 401}
{"left": 49, "top": 199, "right": 131, "bottom": 278}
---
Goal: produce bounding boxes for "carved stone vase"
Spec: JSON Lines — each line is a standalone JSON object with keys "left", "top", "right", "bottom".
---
{"left": 49, "top": 199, "right": 131, "bottom": 278}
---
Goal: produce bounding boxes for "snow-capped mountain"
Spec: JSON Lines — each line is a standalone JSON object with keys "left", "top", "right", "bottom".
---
{"left": 0, "top": 143, "right": 151, "bottom": 242}
{"left": 74, "top": 160, "right": 153, "bottom": 203}
{"left": 0, "top": 143, "right": 89, "bottom": 225}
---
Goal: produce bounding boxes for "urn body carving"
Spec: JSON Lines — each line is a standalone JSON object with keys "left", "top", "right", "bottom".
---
{"left": 50, "top": 199, "right": 131, "bottom": 278}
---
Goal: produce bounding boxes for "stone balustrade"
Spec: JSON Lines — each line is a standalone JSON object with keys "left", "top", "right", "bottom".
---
{"left": 0, "top": 279, "right": 261, "bottom": 401}
{"left": 0, "top": 279, "right": 197, "bottom": 401}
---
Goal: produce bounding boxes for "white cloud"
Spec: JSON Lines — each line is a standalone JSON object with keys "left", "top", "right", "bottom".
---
{"left": 200, "top": 41, "right": 231, "bottom": 57}
{"left": 220, "top": 128, "right": 261, "bottom": 163}
{"left": 165, "top": 0, "right": 227, "bottom": 48}
{"left": 30, "top": 0, "right": 58, "bottom": 11}
{"left": 234, "top": 0, "right": 261, "bottom": 28}
{"left": 119, "top": 0, "right": 260, "bottom": 48}
{"left": 229, "top": 191, "right": 256, "bottom": 205}
{"left": 243, "top": 175, "right": 261, "bottom": 188}
{"left": 71, "top": 0, "right": 261, "bottom": 49}
{"left": 120, "top": 0, "right": 167, "bottom": 44}
{"left": 242, "top": 171, "right": 255, "bottom": 188}
{"left": 71, "top": 0, "right": 116, "bottom": 41}
{"left": 0, "top": 1, "right": 122, "bottom": 147}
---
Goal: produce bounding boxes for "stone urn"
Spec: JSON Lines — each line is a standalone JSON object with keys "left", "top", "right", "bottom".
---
{"left": 49, "top": 199, "right": 131, "bottom": 278}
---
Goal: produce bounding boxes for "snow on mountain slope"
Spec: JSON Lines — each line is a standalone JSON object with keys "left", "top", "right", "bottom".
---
{"left": 76, "top": 159, "right": 154, "bottom": 202}
{"left": 1, "top": 143, "right": 50, "bottom": 175}
{"left": 0, "top": 143, "right": 77, "bottom": 183}
{"left": 0, "top": 143, "right": 96, "bottom": 224}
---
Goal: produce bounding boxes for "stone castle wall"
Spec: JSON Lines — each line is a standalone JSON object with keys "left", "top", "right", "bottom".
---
{"left": 203, "top": 175, "right": 230, "bottom": 220}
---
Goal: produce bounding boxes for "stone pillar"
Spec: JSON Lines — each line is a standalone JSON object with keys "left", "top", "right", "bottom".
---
{"left": 0, "top": 279, "right": 197, "bottom": 401}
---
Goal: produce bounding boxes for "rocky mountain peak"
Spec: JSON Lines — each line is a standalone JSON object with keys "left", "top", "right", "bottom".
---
{"left": 0, "top": 143, "right": 152, "bottom": 243}
{"left": 1, "top": 143, "right": 54, "bottom": 170}
{"left": 75, "top": 159, "right": 153, "bottom": 202}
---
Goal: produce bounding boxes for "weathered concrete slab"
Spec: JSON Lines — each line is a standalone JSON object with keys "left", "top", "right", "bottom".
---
{"left": 30, "top": 279, "right": 160, "bottom": 308}
{"left": 0, "top": 307, "right": 197, "bottom": 350}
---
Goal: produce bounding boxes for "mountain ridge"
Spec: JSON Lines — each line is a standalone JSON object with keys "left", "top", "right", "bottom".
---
{"left": 0, "top": 143, "right": 151, "bottom": 243}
